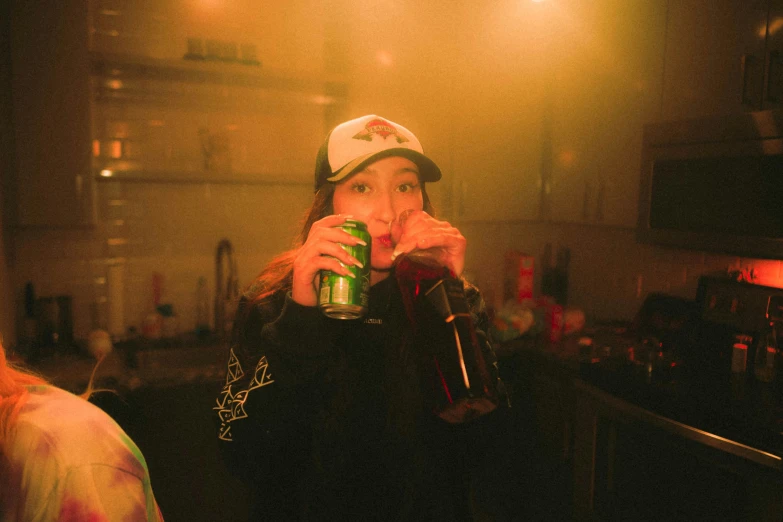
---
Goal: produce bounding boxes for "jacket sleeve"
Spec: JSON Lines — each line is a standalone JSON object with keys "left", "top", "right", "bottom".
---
{"left": 465, "top": 284, "right": 509, "bottom": 408}
{"left": 214, "top": 292, "right": 339, "bottom": 485}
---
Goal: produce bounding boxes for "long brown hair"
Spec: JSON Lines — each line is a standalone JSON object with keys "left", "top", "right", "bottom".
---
{"left": 244, "top": 181, "right": 434, "bottom": 309}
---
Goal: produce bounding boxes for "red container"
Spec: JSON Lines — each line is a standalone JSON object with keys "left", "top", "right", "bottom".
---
{"left": 503, "top": 251, "right": 534, "bottom": 304}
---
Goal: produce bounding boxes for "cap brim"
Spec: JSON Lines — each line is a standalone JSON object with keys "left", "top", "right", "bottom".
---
{"left": 325, "top": 148, "right": 441, "bottom": 185}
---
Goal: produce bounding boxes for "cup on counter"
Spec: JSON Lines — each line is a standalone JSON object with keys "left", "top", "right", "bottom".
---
{"left": 35, "top": 295, "right": 74, "bottom": 349}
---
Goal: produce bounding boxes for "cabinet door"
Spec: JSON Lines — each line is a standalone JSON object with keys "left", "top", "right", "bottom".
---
{"left": 449, "top": 1, "right": 544, "bottom": 223}
{"left": 546, "top": 0, "right": 667, "bottom": 228}
{"left": 763, "top": 0, "right": 783, "bottom": 110}
{"left": 11, "top": 1, "right": 94, "bottom": 227}
{"left": 661, "top": 0, "right": 770, "bottom": 121}
{"left": 339, "top": 0, "right": 543, "bottom": 223}
{"left": 573, "top": 382, "right": 783, "bottom": 522}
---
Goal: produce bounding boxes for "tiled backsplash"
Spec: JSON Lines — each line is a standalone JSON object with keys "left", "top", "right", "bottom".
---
{"left": 14, "top": 181, "right": 313, "bottom": 341}
{"left": 16, "top": 210, "right": 782, "bottom": 344}
{"left": 461, "top": 221, "right": 783, "bottom": 323}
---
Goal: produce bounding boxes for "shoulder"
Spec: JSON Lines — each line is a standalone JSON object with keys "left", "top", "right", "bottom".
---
{"left": 238, "top": 290, "right": 287, "bottom": 325}
{"left": 13, "top": 386, "right": 147, "bottom": 479}
{"left": 463, "top": 279, "right": 485, "bottom": 314}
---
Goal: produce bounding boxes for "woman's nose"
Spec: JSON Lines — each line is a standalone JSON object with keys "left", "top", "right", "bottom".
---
{"left": 374, "top": 192, "right": 396, "bottom": 225}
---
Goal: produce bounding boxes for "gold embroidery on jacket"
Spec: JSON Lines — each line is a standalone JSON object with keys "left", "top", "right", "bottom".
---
{"left": 216, "top": 347, "right": 275, "bottom": 441}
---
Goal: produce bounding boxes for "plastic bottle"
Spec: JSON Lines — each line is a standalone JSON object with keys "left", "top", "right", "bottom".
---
{"left": 195, "top": 276, "right": 211, "bottom": 339}
{"left": 754, "top": 322, "right": 778, "bottom": 383}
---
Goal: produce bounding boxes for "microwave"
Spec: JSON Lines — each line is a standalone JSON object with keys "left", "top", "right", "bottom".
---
{"left": 637, "top": 109, "right": 783, "bottom": 260}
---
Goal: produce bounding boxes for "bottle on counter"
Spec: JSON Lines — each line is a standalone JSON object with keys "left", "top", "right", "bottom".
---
{"left": 754, "top": 322, "right": 779, "bottom": 383}
{"left": 195, "top": 276, "right": 211, "bottom": 339}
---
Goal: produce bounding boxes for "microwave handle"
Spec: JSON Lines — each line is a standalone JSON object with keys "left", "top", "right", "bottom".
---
{"left": 740, "top": 53, "right": 759, "bottom": 109}
{"left": 764, "top": 49, "right": 781, "bottom": 105}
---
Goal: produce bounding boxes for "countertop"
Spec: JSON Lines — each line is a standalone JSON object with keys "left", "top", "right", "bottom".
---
{"left": 29, "top": 338, "right": 228, "bottom": 394}
{"left": 499, "top": 328, "right": 783, "bottom": 466}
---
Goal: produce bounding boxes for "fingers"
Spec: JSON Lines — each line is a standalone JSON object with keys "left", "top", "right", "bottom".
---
{"left": 298, "top": 222, "right": 366, "bottom": 275}
{"left": 291, "top": 215, "right": 366, "bottom": 306}
{"left": 393, "top": 213, "right": 462, "bottom": 257}
{"left": 390, "top": 214, "right": 467, "bottom": 276}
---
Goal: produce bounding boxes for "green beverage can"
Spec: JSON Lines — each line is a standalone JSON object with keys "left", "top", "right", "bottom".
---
{"left": 318, "top": 219, "right": 371, "bottom": 319}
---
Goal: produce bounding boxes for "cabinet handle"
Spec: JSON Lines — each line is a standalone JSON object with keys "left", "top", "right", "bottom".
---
{"left": 740, "top": 53, "right": 758, "bottom": 108}
{"left": 575, "top": 379, "right": 783, "bottom": 470}
{"left": 594, "top": 178, "right": 605, "bottom": 223}
{"left": 582, "top": 180, "right": 592, "bottom": 222}
{"left": 765, "top": 50, "right": 781, "bottom": 105}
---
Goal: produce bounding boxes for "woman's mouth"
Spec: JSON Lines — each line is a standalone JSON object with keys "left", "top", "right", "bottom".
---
{"left": 377, "top": 234, "right": 393, "bottom": 248}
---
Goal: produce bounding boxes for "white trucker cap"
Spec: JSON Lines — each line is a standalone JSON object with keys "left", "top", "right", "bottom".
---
{"left": 314, "top": 114, "right": 441, "bottom": 191}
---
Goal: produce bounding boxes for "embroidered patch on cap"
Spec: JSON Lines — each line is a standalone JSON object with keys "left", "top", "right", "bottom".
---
{"left": 352, "top": 118, "right": 411, "bottom": 144}
{"left": 314, "top": 114, "right": 442, "bottom": 190}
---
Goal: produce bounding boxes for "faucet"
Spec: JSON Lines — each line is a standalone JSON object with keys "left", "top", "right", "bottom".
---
{"left": 215, "top": 239, "right": 239, "bottom": 338}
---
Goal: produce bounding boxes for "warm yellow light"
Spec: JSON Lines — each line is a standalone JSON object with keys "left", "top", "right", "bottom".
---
{"left": 109, "top": 140, "right": 122, "bottom": 159}
{"left": 769, "top": 17, "right": 783, "bottom": 37}
{"left": 557, "top": 149, "right": 576, "bottom": 168}
{"left": 100, "top": 169, "right": 114, "bottom": 177}
{"left": 375, "top": 50, "right": 394, "bottom": 68}
{"left": 312, "top": 95, "right": 335, "bottom": 105}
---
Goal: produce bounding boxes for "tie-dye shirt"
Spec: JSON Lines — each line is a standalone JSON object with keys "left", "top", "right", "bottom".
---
{"left": 1, "top": 385, "right": 163, "bottom": 522}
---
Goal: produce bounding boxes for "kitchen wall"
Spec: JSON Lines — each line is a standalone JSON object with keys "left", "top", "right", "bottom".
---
{"left": 462, "top": 222, "right": 783, "bottom": 322}
{"left": 1, "top": 1, "right": 14, "bottom": 345}
{"left": 5, "top": 0, "right": 783, "bottom": 346}
{"left": 9, "top": 0, "right": 331, "bottom": 343}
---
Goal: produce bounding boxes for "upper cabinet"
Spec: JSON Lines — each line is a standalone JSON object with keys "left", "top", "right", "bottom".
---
{"left": 447, "top": 2, "right": 548, "bottom": 223}
{"left": 88, "top": 0, "right": 346, "bottom": 186}
{"left": 10, "top": 0, "right": 346, "bottom": 228}
{"left": 661, "top": 0, "right": 783, "bottom": 121}
{"left": 441, "top": 0, "right": 667, "bottom": 227}
{"left": 543, "top": 0, "right": 668, "bottom": 228}
{"left": 11, "top": 1, "right": 95, "bottom": 228}
{"left": 89, "top": 52, "right": 344, "bottom": 185}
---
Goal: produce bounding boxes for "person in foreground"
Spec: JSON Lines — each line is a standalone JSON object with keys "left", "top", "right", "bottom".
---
{"left": 215, "top": 114, "right": 512, "bottom": 521}
{"left": 0, "top": 343, "right": 164, "bottom": 521}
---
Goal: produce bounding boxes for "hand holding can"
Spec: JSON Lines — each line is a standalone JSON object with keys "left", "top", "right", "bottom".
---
{"left": 317, "top": 219, "right": 371, "bottom": 319}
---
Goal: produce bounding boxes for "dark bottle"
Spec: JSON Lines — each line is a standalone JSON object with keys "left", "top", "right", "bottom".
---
{"left": 394, "top": 252, "right": 498, "bottom": 423}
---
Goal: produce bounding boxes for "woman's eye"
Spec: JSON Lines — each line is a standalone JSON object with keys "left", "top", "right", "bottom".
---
{"left": 398, "top": 183, "right": 417, "bottom": 193}
{"left": 352, "top": 183, "right": 369, "bottom": 194}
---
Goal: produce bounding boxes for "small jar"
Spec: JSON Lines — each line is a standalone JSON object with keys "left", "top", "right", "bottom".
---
{"left": 731, "top": 342, "right": 748, "bottom": 374}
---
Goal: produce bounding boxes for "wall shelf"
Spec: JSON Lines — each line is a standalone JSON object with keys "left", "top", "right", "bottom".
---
{"left": 91, "top": 51, "right": 347, "bottom": 93}
{"left": 90, "top": 51, "right": 348, "bottom": 109}
{"left": 94, "top": 170, "right": 311, "bottom": 186}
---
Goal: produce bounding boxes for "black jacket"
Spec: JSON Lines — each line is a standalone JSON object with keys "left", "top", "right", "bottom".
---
{"left": 214, "top": 273, "right": 508, "bottom": 521}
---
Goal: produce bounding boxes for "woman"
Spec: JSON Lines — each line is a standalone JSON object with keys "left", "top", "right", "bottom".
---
{"left": 0, "top": 343, "right": 163, "bottom": 521}
{"left": 215, "top": 115, "right": 508, "bottom": 521}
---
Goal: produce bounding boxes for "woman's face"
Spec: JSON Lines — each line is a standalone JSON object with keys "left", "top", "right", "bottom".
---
{"left": 332, "top": 155, "right": 424, "bottom": 273}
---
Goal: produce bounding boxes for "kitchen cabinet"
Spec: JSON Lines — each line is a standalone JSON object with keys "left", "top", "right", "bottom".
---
{"left": 496, "top": 343, "right": 577, "bottom": 518}
{"left": 333, "top": 1, "right": 542, "bottom": 223}
{"left": 445, "top": 0, "right": 667, "bottom": 227}
{"left": 544, "top": 0, "right": 668, "bottom": 228}
{"left": 661, "top": 0, "right": 783, "bottom": 122}
{"left": 573, "top": 380, "right": 783, "bottom": 521}
{"left": 444, "top": 2, "right": 545, "bottom": 223}
{"left": 88, "top": 0, "right": 347, "bottom": 186}
{"left": 11, "top": 0, "right": 96, "bottom": 227}
{"left": 10, "top": 0, "right": 347, "bottom": 228}
{"left": 89, "top": 52, "right": 346, "bottom": 185}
